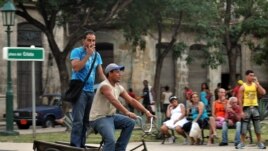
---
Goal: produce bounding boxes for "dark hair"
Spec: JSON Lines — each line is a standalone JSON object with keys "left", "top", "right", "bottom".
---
{"left": 105, "top": 69, "right": 116, "bottom": 77}
{"left": 143, "top": 80, "right": 148, "bottom": 86}
{"left": 164, "top": 85, "right": 170, "bottom": 91}
{"left": 128, "top": 88, "right": 133, "bottom": 92}
{"left": 201, "top": 82, "right": 209, "bottom": 90}
{"left": 83, "top": 30, "right": 95, "bottom": 39}
{"left": 245, "top": 70, "right": 254, "bottom": 75}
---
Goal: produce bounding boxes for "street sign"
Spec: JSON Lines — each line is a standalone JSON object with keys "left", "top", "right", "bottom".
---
{"left": 3, "top": 47, "right": 45, "bottom": 61}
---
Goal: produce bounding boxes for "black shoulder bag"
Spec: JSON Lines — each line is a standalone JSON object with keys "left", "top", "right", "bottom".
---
{"left": 63, "top": 52, "right": 97, "bottom": 103}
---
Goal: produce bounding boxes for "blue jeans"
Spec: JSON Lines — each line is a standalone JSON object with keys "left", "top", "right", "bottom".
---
{"left": 71, "top": 91, "right": 94, "bottom": 147}
{"left": 222, "top": 121, "right": 241, "bottom": 144}
{"left": 91, "top": 114, "right": 135, "bottom": 151}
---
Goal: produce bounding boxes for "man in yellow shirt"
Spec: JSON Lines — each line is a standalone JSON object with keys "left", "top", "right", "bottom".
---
{"left": 236, "top": 70, "right": 266, "bottom": 149}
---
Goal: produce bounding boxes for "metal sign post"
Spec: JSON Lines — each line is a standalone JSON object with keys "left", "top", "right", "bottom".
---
{"left": 3, "top": 46, "right": 45, "bottom": 138}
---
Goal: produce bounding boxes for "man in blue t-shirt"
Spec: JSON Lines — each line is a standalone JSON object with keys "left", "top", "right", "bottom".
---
{"left": 70, "top": 30, "right": 105, "bottom": 148}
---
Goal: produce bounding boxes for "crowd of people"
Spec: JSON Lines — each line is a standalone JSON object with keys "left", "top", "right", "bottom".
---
{"left": 158, "top": 70, "right": 266, "bottom": 149}
{"left": 66, "top": 30, "right": 266, "bottom": 150}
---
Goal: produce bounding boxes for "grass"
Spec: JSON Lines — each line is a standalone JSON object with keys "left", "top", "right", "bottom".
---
{"left": 0, "top": 129, "right": 160, "bottom": 144}
{"left": 0, "top": 121, "right": 267, "bottom": 145}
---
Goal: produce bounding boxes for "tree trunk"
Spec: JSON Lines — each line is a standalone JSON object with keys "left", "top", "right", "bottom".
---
{"left": 153, "top": 43, "right": 173, "bottom": 130}
{"left": 45, "top": 31, "right": 71, "bottom": 113}
{"left": 153, "top": 48, "right": 165, "bottom": 129}
{"left": 227, "top": 47, "right": 238, "bottom": 86}
{"left": 56, "top": 55, "right": 71, "bottom": 113}
{"left": 153, "top": 52, "right": 165, "bottom": 104}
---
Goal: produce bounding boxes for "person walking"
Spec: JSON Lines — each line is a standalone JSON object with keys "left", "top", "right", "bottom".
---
{"left": 89, "top": 63, "right": 153, "bottom": 151}
{"left": 69, "top": 30, "right": 105, "bottom": 148}
{"left": 142, "top": 80, "right": 155, "bottom": 114}
{"left": 161, "top": 85, "right": 173, "bottom": 115}
{"left": 127, "top": 88, "right": 138, "bottom": 112}
{"left": 236, "top": 70, "right": 266, "bottom": 149}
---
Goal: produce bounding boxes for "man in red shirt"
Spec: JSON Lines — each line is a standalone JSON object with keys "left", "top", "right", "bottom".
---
{"left": 232, "top": 80, "right": 243, "bottom": 98}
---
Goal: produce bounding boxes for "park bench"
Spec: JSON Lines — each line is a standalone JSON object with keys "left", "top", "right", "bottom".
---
{"left": 186, "top": 110, "right": 253, "bottom": 145}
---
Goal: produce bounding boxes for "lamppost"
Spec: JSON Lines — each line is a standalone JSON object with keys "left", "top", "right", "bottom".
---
{"left": 0, "top": 0, "right": 19, "bottom": 136}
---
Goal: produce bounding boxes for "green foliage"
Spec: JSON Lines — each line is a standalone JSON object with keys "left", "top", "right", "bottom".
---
{"left": 123, "top": 0, "right": 219, "bottom": 63}
{"left": 0, "top": 0, "right": 5, "bottom": 6}
{"left": 251, "top": 38, "right": 268, "bottom": 65}
{"left": 121, "top": 0, "right": 156, "bottom": 48}
{"left": 203, "top": 51, "right": 225, "bottom": 69}
{"left": 0, "top": 129, "right": 150, "bottom": 143}
{"left": 186, "top": 44, "right": 225, "bottom": 69}
{"left": 173, "top": 42, "right": 187, "bottom": 59}
{"left": 242, "top": 18, "right": 268, "bottom": 38}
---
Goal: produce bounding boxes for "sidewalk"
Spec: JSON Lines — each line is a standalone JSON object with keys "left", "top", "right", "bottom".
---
{"left": 0, "top": 142, "right": 264, "bottom": 151}
{"left": 0, "top": 120, "right": 267, "bottom": 151}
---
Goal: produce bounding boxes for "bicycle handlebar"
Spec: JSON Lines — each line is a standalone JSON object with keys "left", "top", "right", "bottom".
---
{"left": 136, "top": 116, "right": 154, "bottom": 133}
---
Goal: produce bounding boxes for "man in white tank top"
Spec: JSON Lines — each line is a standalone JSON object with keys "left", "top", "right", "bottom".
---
{"left": 89, "top": 63, "right": 153, "bottom": 151}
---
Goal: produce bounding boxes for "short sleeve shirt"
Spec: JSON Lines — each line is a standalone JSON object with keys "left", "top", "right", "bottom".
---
{"left": 70, "top": 47, "right": 102, "bottom": 92}
{"left": 89, "top": 79, "right": 125, "bottom": 121}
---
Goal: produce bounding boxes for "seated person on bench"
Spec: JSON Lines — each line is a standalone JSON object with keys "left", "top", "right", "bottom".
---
{"left": 182, "top": 92, "right": 209, "bottom": 145}
{"left": 219, "top": 96, "right": 241, "bottom": 146}
{"left": 208, "top": 88, "right": 228, "bottom": 145}
{"left": 89, "top": 63, "right": 153, "bottom": 151}
{"left": 160, "top": 96, "right": 188, "bottom": 144}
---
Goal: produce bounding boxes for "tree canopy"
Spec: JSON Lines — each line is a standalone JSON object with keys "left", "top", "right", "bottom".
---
{"left": 2, "top": 0, "right": 268, "bottom": 112}
{"left": 14, "top": 0, "right": 133, "bottom": 112}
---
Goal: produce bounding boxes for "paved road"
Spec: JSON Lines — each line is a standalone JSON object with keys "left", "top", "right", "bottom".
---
{"left": 0, "top": 126, "right": 266, "bottom": 151}
{"left": 0, "top": 142, "right": 265, "bottom": 151}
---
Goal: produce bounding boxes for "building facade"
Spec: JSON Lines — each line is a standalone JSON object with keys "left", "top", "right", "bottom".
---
{"left": 0, "top": 9, "right": 268, "bottom": 119}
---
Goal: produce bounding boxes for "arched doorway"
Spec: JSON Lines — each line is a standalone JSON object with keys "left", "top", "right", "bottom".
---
{"left": 156, "top": 43, "right": 176, "bottom": 94}
{"left": 188, "top": 44, "right": 208, "bottom": 92}
{"left": 95, "top": 43, "right": 114, "bottom": 83}
{"left": 17, "top": 23, "right": 43, "bottom": 108}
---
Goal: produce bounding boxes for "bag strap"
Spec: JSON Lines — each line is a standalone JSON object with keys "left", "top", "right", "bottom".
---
{"left": 83, "top": 52, "right": 97, "bottom": 85}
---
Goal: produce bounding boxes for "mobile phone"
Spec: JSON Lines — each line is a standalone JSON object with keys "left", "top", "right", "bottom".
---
{"left": 254, "top": 77, "right": 258, "bottom": 82}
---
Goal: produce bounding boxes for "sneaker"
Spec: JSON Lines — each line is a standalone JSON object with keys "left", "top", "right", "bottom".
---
{"left": 234, "top": 142, "right": 239, "bottom": 147}
{"left": 257, "top": 143, "right": 266, "bottom": 149}
{"left": 167, "top": 136, "right": 175, "bottom": 143}
{"left": 183, "top": 138, "right": 189, "bottom": 145}
{"left": 235, "top": 143, "right": 245, "bottom": 149}
{"left": 219, "top": 142, "right": 228, "bottom": 146}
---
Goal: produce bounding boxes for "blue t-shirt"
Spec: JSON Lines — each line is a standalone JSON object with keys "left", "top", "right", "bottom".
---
{"left": 70, "top": 46, "right": 102, "bottom": 92}
{"left": 191, "top": 104, "right": 208, "bottom": 120}
{"left": 200, "top": 91, "right": 208, "bottom": 107}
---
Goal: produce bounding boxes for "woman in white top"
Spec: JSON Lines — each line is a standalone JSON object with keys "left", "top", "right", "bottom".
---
{"left": 160, "top": 96, "right": 188, "bottom": 143}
